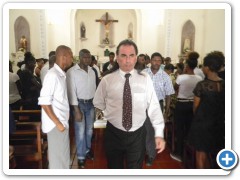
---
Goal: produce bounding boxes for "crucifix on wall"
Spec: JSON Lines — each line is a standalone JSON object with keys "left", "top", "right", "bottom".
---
{"left": 96, "top": 12, "right": 118, "bottom": 45}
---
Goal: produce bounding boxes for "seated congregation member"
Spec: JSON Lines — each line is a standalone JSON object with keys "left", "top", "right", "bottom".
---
{"left": 188, "top": 51, "right": 225, "bottom": 168}
{"left": 171, "top": 52, "right": 202, "bottom": 162}
{"left": 20, "top": 52, "right": 42, "bottom": 110}
{"left": 144, "top": 52, "right": 175, "bottom": 166}
{"left": 38, "top": 45, "right": 73, "bottom": 169}
{"left": 9, "top": 61, "right": 22, "bottom": 110}
{"left": 93, "top": 39, "right": 166, "bottom": 169}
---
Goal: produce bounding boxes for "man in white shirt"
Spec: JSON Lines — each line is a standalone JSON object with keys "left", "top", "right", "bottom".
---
{"left": 144, "top": 52, "right": 175, "bottom": 166}
{"left": 93, "top": 39, "right": 166, "bottom": 169}
{"left": 38, "top": 45, "right": 73, "bottom": 169}
{"left": 66, "top": 49, "right": 96, "bottom": 168}
{"left": 40, "top": 51, "right": 55, "bottom": 83}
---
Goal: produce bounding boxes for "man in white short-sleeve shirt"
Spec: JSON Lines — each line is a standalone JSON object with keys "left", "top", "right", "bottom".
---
{"left": 38, "top": 45, "right": 73, "bottom": 169}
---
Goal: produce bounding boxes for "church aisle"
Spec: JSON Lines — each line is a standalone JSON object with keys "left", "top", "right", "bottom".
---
{"left": 70, "top": 128, "right": 183, "bottom": 169}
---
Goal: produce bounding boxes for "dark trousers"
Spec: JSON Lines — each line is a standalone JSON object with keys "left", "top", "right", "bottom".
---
{"left": 104, "top": 122, "right": 146, "bottom": 169}
{"left": 174, "top": 101, "right": 193, "bottom": 157}
{"left": 145, "top": 100, "right": 163, "bottom": 159}
{"left": 145, "top": 117, "right": 156, "bottom": 159}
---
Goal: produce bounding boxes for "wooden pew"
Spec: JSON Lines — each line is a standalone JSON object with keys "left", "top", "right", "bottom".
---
{"left": 12, "top": 109, "right": 41, "bottom": 122}
{"left": 10, "top": 110, "right": 47, "bottom": 168}
{"left": 9, "top": 122, "right": 48, "bottom": 169}
{"left": 12, "top": 109, "right": 47, "bottom": 150}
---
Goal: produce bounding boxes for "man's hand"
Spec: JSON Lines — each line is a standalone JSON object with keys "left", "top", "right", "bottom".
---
{"left": 74, "top": 110, "right": 83, "bottom": 122}
{"left": 155, "top": 137, "right": 166, "bottom": 153}
{"left": 73, "top": 105, "right": 83, "bottom": 122}
{"left": 96, "top": 108, "right": 103, "bottom": 120}
{"left": 56, "top": 121, "right": 65, "bottom": 132}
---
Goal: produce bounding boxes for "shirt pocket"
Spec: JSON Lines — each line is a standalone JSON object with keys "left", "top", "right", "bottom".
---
{"left": 133, "top": 93, "right": 146, "bottom": 110}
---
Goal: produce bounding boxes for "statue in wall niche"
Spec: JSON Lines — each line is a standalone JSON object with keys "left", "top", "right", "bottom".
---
{"left": 128, "top": 23, "right": 133, "bottom": 39}
{"left": 80, "top": 24, "right": 86, "bottom": 38}
{"left": 128, "top": 30, "right": 133, "bottom": 39}
{"left": 183, "top": 38, "right": 191, "bottom": 52}
{"left": 19, "top": 35, "right": 27, "bottom": 52}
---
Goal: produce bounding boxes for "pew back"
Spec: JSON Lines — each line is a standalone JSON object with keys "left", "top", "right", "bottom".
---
{"left": 9, "top": 122, "right": 48, "bottom": 169}
{"left": 12, "top": 110, "right": 41, "bottom": 122}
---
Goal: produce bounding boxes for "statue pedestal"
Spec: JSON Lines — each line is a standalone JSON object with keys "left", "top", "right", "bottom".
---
{"left": 178, "top": 53, "right": 187, "bottom": 60}
{"left": 98, "top": 44, "right": 115, "bottom": 48}
{"left": 80, "top": 37, "right": 88, "bottom": 41}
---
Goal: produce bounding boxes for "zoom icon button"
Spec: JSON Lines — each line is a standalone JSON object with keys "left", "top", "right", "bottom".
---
{"left": 217, "top": 149, "right": 238, "bottom": 170}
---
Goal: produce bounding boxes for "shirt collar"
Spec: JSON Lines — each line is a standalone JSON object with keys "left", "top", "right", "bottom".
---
{"left": 147, "top": 67, "right": 163, "bottom": 75}
{"left": 74, "top": 63, "right": 90, "bottom": 72}
{"left": 54, "top": 63, "right": 66, "bottom": 77}
{"left": 119, "top": 69, "right": 135, "bottom": 78}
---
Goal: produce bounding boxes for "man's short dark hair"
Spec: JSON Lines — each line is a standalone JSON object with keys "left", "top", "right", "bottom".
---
{"left": 109, "top": 52, "right": 115, "bottom": 56}
{"left": 116, "top": 39, "right": 138, "bottom": 55}
{"left": 79, "top": 49, "right": 90, "bottom": 58}
{"left": 164, "top": 64, "right": 175, "bottom": 72}
{"left": 151, "top": 52, "right": 163, "bottom": 61}
{"left": 48, "top": 51, "right": 56, "bottom": 58}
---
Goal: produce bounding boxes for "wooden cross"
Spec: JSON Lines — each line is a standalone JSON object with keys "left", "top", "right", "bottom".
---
{"left": 96, "top": 12, "right": 118, "bottom": 44}
{"left": 96, "top": 12, "right": 118, "bottom": 26}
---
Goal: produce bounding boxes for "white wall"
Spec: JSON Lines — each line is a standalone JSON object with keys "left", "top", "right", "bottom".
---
{"left": 9, "top": 9, "right": 225, "bottom": 66}
{"left": 137, "top": 9, "right": 165, "bottom": 56}
{"left": 203, "top": 10, "right": 225, "bottom": 54}
{"left": 45, "top": 9, "right": 72, "bottom": 54}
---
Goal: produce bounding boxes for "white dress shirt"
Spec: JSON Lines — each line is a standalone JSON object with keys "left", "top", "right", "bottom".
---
{"left": 176, "top": 74, "right": 202, "bottom": 99}
{"left": 38, "top": 64, "right": 70, "bottom": 133}
{"left": 194, "top": 67, "right": 205, "bottom": 80}
{"left": 40, "top": 62, "right": 49, "bottom": 83}
{"left": 66, "top": 64, "right": 96, "bottom": 106}
{"left": 9, "top": 72, "right": 21, "bottom": 104}
{"left": 93, "top": 69, "right": 164, "bottom": 137}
